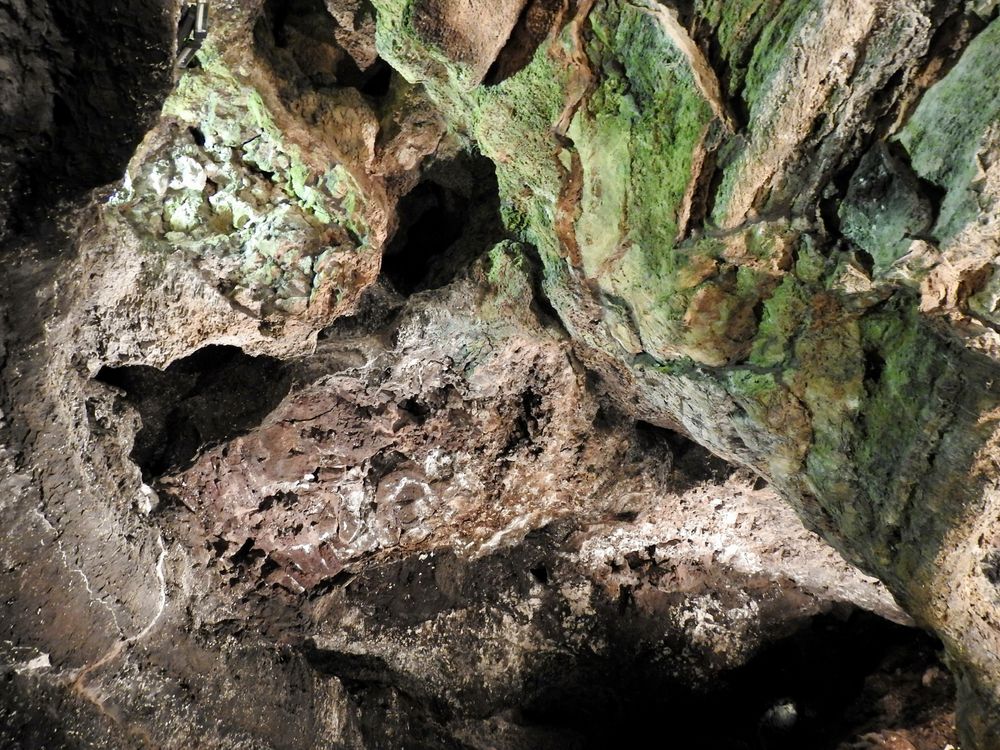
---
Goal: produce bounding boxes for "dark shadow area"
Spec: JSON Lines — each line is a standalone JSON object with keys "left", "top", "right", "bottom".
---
{"left": 0, "top": 0, "right": 175, "bottom": 241}
{"left": 96, "top": 346, "right": 292, "bottom": 480}
{"left": 0, "top": 674, "right": 83, "bottom": 750}
{"left": 381, "top": 150, "right": 507, "bottom": 295}
{"left": 516, "top": 610, "right": 950, "bottom": 749}
{"left": 304, "top": 535, "right": 954, "bottom": 750}
{"left": 483, "top": 0, "right": 563, "bottom": 86}
{"left": 635, "top": 419, "right": 737, "bottom": 484}
{"left": 254, "top": 0, "right": 394, "bottom": 99}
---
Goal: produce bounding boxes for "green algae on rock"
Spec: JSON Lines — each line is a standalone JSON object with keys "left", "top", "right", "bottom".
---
{"left": 364, "top": 3, "right": 1000, "bottom": 745}
{"left": 109, "top": 43, "right": 375, "bottom": 320}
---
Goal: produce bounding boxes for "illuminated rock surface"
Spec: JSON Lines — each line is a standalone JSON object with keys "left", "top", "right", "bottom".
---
{"left": 2, "top": 0, "right": 1000, "bottom": 747}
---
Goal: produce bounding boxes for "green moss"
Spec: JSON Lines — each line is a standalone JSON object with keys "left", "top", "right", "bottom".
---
{"left": 486, "top": 241, "right": 530, "bottom": 287}
{"left": 896, "top": 17, "right": 1000, "bottom": 241}
{"left": 793, "top": 234, "right": 829, "bottom": 284}
{"left": 740, "top": 0, "right": 817, "bottom": 113}
{"left": 749, "top": 275, "right": 809, "bottom": 368}
{"left": 726, "top": 368, "right": 780, "bottom": 400}
{"left": 472, "top": 46, "right": 568, "bottom": 226}
{"left": 854, "top": 307, "right": 959, "bottom": 530}
{"left": 585, "top": 4, "right": 714, "bottom": 267}
{"left": 693, "top": 0, "right": 813, "bottom": 106}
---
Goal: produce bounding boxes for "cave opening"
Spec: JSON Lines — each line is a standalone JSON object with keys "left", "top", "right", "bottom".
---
{"left": 253, "top": 0, "right": 395, "bottom": 100}
{"left": 96, "top": 345, "right": 292, "bottom": 481}
{"left": 511, "top": 610, "right": 951, "bottom": 749}
{"left": 381, "top": 149, "right": 507, "bottom": 296}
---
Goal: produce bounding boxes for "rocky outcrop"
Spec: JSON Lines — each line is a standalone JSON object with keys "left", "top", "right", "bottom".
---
{"left": 2, "top": 0, "right": 999, "bottom": 747}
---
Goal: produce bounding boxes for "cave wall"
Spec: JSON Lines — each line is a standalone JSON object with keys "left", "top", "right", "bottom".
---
{"left": 0, "top": 0, "right": 176, "bottom": 239}
{"left": 1, "top": 0, "right": 999, "bottom": 747}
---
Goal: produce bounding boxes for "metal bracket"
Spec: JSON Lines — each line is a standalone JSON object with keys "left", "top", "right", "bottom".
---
{"left": 177, "top": 1, "right": 209, "bottom": 68}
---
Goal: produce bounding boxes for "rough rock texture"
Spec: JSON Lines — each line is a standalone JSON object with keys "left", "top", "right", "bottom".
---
{"left": 2, "top": 0, "right": 1000, "bottom": 747}
{"left": 0, "top": 0, "right": 176, "bottom": 240}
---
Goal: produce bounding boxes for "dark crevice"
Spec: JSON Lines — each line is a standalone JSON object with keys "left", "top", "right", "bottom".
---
{"left": 864, "top": 347, "right": 887, "bottom": 388}
{"left": 483, "top": 0, "right": 563, "bottom": 86}
{"left": 982, "top": 551, "right": 1000, "bottom": 587}
{"left": 683, "top": 145, "right": 721, "bottom": 239}
{"left": 96, "top": 345, "right": 292, "bottom": 481}
{"left": 254, "top": 0, "right": 395, "bottom": 101}
{"left": 398, "top": 397, "right": 431, "bottom": 424}
{"left": 501, "top": 387, "right": 547, "bottom": 457}
{"left": 358, "top": 59, "right": 393, "bottom": 98}
{"left": 687, "top": 4, "right": 778, "bottom": 133}
{"left": 819, "top": 150, "right": 866, "bottom": 240}
{"left": 529, "top": 563, "right": 550, "bottom": 584}
{"left": 381, "top": 150, "right": 507, "bottom": 296}
{"left": 635, "top": 419, "right": 736, "bottom": 484}
{"left": 915, "top": 171, "right": 949, "bottom": 234}
{"left": 188, "top": 125, "right": 207, "bottom": 147}
{"left": 854, "top": 247, "right": 876, "bottom": 276}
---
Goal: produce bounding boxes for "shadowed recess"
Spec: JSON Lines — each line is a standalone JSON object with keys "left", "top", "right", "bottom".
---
{"left": 381, "top": 149, "right": 507, "bottom": 295}
{"left": 253, "top": 0, "right": 394, "bottom": 98}
{"left": 96, "top": 345, "right": 292, "bottom": 480}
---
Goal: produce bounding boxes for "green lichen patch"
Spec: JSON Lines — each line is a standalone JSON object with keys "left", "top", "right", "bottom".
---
{"left": 896, "top": 17, "right": 1000, "bottom": 242}
{"left": 693, "top": 0, "right": 814, "bottom": 112}
{"left": 839, "top": 144, "right": 934, "bottom": 276}
{"left": 573, "top": 3, "right": 715, "bottom": 271}
{"left": 848, "top": 304, "right": 966, "bottom": 570}
{"left": 736, "top": 0, "right": 817, "bottom": 114}
{"left": 749, "top": 275, "right": 809, "bottom": 368}
{"left": 109, "top": 43, "right": 373, "bottom": 318}
{"left": 472, "top": 46, "right": 569, "bottom": 222}
{"left": 478, "top": 240, "right": 548, "bottom": 328}
{"left": 724, "top": 367, "right": 812, "bottom": 476}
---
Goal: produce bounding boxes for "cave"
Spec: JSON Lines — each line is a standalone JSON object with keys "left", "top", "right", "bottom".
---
{"left": 381, "top": 149, "right": 507, "bottom": 295}
{"left": 2, "top": 1, "right": 1000, "bottom": 749}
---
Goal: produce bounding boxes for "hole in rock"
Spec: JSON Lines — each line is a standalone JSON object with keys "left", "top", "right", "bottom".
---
{"left": 635, "top": 420, "right": 736, "bottom": 484}
{"left": 982, "top": 550, "right": 1000, "bottom": 586}
{"left": 381, "top": 150, "right": 507, "bottom": 295}
{"left": 188, "top": 126, "right": 206, "bottom": 147}
{"left": 864, "top": 347, "right": 886, "bottom": 386}
{"left": 358, "top": 59, "right": 394, "bottom": 98}
{"left": 529, "top": 563, "right": 549, "bottom": 584}
{"left": 254, "top": 0, "right": 394, "bottom": 98}
{"left": 514, "top": 610, "right": 951, "bottom": 749}
{"left": 96, "top": 345, "right": 292, "bottom": 480}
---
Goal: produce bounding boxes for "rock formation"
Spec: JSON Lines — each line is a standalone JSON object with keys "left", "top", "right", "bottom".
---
{"left": 2, "top": 0, "right": 999, "bottom": 747}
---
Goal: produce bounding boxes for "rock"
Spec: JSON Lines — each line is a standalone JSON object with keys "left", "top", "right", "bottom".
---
{"left": 1, "top": 0, "right": 999, "bottom": 747}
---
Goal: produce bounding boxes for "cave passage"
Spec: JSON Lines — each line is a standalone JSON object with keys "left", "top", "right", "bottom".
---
{"left": 381, "top": 149, "right": 507, "bottom": 296}
{"left": 512, "top": 610, "right": 950, "bottom": 749}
